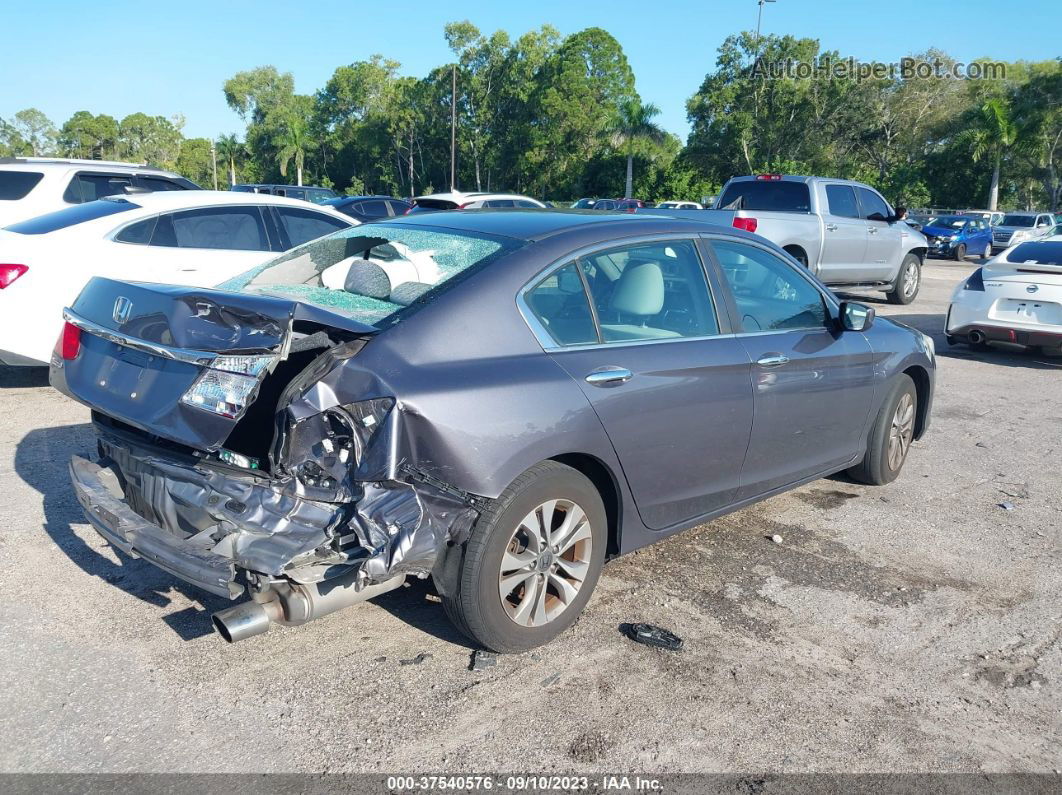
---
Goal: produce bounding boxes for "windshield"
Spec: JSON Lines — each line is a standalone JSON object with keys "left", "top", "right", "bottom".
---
{"left": 1001, "top": 215, "right": 1036, "bottom": 227}
{"left": 220, "top": 223, "right": 523, "bottom": 327}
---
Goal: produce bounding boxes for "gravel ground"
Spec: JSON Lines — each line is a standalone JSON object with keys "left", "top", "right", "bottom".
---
{"left": 1, "top": 257, "right": 1060, "bottom": 774}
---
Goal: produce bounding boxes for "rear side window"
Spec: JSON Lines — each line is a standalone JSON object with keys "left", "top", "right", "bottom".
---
{"left": 525, "top": 262, "right": 598, "bottom": 346}
{"left": 410, "top": 198, "right": 458, "bottom": 212}
{"left": 825, "top": 185, "right": 860, "bottom": 218}
{"left": 483, "top": 199, "right": 515, "bottom": 208}
{"left": 718, "top": 181, "right": 811, "bottom": 212}
{"left": 0, "top": 171, "right": 44, "bottom": 200}
{"left": 138, "top": 176, "right": 187, "bottom": 192}
{"left": 114, "top": 216, "right": 157, "bottom": 244}
{"left": 150, "top": 206, "right": 269, "bottom": 250}
{"left": 357, "top": 200, "right": 390, "bottom": 217}
{"left": 6, "top": 199, "right": 139, "bottom": 234}
{"left": 62, "top": 173, "right": 133, "bottom": 203}
{"left": 388, "top": 200, "right": 411, "bottom": 215}
{"left": 275, "top": 207, "right": 350, "bottom": 248}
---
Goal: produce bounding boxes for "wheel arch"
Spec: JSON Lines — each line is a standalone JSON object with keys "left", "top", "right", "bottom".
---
{"left": 782, "top": 244, "right": 809, "bottom": 266}
{"left": 902, "top": 365, "right": 931, "bottom": 440}
{"left": 549, "top": 453, "right": 623, "bottom": 559}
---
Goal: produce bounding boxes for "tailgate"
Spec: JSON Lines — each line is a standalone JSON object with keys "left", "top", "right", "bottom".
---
{"left": 50, "top": 276, "right": 375, "bottom": 451}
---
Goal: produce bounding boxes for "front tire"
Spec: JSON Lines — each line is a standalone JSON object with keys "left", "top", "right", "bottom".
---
{"left": 442, "top": 461, "right": 606, "bottom": 653}
{"left": 954, "top": 243, "right": 967, "bottom": 261}
{"left": 886, "top": 254, "right": 921, "bottom": 305}
{"left": 982, "top": 242, "right": 992, "bottom": 259}
{"left": 848, "top": 374, "right": 918, "bottom": 486}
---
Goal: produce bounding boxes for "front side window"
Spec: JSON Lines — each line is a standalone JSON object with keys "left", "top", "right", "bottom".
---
{"left": 275, "top": 207, "right": 350, "bottom": 248}
{"left": 712, "top": 240, "right": 829, "bottom": 332}
{"left": 582, "top": 240, "right": 719, "bottom": 342}
{"left": 856, "top": 188, "right": 891, "bottom": 222}
{"left": 525, "top": 262, "right": 598, "bottom": 346}
{"left": 151, "top": 206, "right": 269, "bottom": 250}
{"left": 825, "top": 185, "right": 860, "bottom": 218}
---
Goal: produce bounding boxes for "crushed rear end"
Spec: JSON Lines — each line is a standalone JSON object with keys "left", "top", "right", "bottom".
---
{"left": 52, "top": 276, "right": 481, "bottom": 641}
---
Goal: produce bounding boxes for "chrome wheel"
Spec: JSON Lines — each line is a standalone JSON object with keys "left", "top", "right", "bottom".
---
{"left": 902, "top": 262, "right": 919, "bottom": 298}
{"left": 498, "top": 499, "right": 593, "bottom": 628}
{"left": 888, "top": 392, "right": 915, "bottom": 471}
{"left": 983, "top": 242, "right": 992, "bottom": 259}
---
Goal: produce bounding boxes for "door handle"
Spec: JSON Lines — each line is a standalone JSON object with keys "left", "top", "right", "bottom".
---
{"left": 825, "top": 223, "right": 838, "bottom": 231}
{"left": 756, "top": 354, "right": 790, "bottom": 367}
{"left": 868, "top": 226, "right": 878, "bottom": 234}
{"left": 584, "top": 366, "right": 633, "bottom": 386}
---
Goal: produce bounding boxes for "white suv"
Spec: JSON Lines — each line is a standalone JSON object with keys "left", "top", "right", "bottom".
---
{"left": 0, "top": 157, "right": 200, "bottom": 227}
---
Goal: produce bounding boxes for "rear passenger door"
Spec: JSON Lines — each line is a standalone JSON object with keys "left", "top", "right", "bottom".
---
{"left": 520, "top": 237, "right": 754, "bottom": 529}
{"left": 818, "top": 184, "right": 867, "bottom": 283}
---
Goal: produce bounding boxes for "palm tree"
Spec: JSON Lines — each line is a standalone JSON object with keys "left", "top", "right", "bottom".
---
{"left": 612, "top": 99, "right": 667, "bottom": 199}
{"left": 276, "top": 112, "right": 311, "bottom": 186}
{"left": 960, "top": 98, "right": 1021, "bottom": 211}
{"left": 214, "top": 134, "right": 243, "bottom": 186}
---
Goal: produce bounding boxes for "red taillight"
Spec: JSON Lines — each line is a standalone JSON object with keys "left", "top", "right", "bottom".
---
{"left": 733, "top": 217, "right": 759, "bottom": 234}
{"left": 0, "top": 264, "right": 28, "bottom": 289}
{"left": 57, "top": 321, "right": 81, "bottom": 360}
{"left": 458, "top": 202, "right": 473, "bottom": 209}
{"left": 756, "top": 174, "right": 783, "bottom": 181}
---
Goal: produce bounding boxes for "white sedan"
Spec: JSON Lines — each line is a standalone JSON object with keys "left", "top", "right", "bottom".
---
{"left": 946, "top": 235, "right": 1062, "bottom": 352}
{"left": 0, "top": 191, "right": 354, "bottom": 365}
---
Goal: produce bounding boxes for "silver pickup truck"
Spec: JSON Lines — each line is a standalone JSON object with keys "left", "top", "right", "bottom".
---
{"left": 640, "top": 175, "right": 929, "bottom": 304}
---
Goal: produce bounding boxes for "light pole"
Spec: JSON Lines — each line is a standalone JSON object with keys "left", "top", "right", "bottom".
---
{"left": 450, "top": 64, "right": 457, "bottom": 191}
{"left": 755, "top": 0, "right": 776, "bottom": 54}
{"left": 210, "top": 143, "right": 218, "bottom": 191}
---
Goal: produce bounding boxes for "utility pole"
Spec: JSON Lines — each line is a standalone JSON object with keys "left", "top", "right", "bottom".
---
{"left": 450, "top": 64, "right": 457, "bottom": 191}
{"left": 210, "top": 143, "right": 218, "bottom": 191}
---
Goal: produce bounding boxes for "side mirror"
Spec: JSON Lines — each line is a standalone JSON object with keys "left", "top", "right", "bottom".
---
{"left": 840, "top": 301, "right": 875, "bottom": 332}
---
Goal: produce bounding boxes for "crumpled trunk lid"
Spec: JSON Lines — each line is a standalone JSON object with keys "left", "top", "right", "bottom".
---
{"left": 50, "top": 276, "right": 375, "bottom": 452}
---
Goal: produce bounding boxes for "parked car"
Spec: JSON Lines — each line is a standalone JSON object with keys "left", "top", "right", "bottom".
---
{"left": 591, "top": 199, "right": 620, "bottom": 211}
{"left": 323, "top": 195, "right": 411, "bottom": 222}
{"left": 407, "top": 191, "right": 547, "bottom": 212}
{"left": 0, "top": 191, "right": 353, "bottom": 366}
{"left": 656, "top": 201, "right": 704, "bottom": 210}
{"left": 0, "top": 157, "right": 200, "bottom": 227}
{"left": 920, "top": 215, "right": 993, "bottom": 260}
{"left": 960, "top": 210, "right": 1005, "bottom": 226}
{"left": 51, "top": 211, "right": 935, "bottom": 651}
{"left": 991, "top": 212, "right": 1056, "bottom": 254}
{"left": 641, "top": 174, "right": 929, "bottom": 304}
{"left": 615, "top": 198, "right": 647, "bottom": 210}
{"left": 946, "top": 236, "right": 1062, "bottom": 352}
{"left": 570, "top": 198, "right": 598, "bottom": 209}
{"left": 231, "top": 184, "right": 337, "bottom": 204}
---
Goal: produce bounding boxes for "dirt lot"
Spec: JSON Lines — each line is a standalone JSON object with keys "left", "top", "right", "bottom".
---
{"left": 1, "top": 258, "right": 1060, "bottom": 774}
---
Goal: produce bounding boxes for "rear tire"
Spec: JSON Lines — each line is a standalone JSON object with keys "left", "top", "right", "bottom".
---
{"left": 954, "top": 243, "right": 966, "bottom": 261}
{"left": 886, "top": 254, "right": 921, "bottom": 305}
{"left": 442, "top": 461, "right": 606, "bottom": 653}
{"left": 848, "top": 374, "right": 918, "bottom": 486}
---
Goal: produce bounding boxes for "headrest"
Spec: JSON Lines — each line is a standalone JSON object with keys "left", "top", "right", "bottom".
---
{"left": 344, "top": 261, "right": 391, "bottom": 299}
{"left": 389, "top": 281, "right": 433, "bottom": 306}
{"left": 610, "top": 259, "right": 665, "bottom": 317}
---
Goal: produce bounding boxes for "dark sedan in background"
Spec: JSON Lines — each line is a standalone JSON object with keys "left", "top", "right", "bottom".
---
{"left": 323, "top": 194, "right": 412, "bottom": 222}
{"left": 51, "top": 211, "right": 935, "bottom": 652}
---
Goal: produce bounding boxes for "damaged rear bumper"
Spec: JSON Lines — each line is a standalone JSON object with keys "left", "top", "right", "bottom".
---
{"left": 70, "top": 455, "right": 241, "bottom": 598}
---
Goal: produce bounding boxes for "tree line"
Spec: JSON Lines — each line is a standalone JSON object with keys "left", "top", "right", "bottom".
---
{"left": 2, "top": 23, "right": 1059, "bottom": 210}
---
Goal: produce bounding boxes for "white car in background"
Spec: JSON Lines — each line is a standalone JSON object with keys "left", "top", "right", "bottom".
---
{"left": 0, "top": 191, "right": 354, "bottom": 365}
{"left": 407, "top": 191, "right": 546, "bottom": 212}
{"left": 655, "top": 200, "right": 703, "bottom": 209}
{"left": 946, "top": 236, "right": 1062, "bottom": 353}
{"left": 0, "top": 157, "right": 200, "bottom": 227}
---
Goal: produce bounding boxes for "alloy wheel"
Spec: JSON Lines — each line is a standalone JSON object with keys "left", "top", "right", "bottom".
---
{"left": 888, "top": 392, "right": 915, "bottom": 471}
{"left": 498, "top": 499, "right": 593, "bottom": 627}
{"left": 903, "top": 261, "right": 919, "bottom": 298}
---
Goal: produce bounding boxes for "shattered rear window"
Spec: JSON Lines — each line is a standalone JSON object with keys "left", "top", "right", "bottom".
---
{"left": 220, "top": 223, "right": 523, "bottom": 326}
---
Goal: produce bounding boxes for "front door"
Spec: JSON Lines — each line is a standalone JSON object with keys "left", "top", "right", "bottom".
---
{"left": 857, "top": 187, "right": 903, "bottom": 281}
{"left": 521, "top": 239, "right": 754, "bottom": 530}
{"left": 706, "top": 238, "right": 879, "bottom": 499}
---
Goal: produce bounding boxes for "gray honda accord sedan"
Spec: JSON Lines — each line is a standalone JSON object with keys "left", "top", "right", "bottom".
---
{"left": 51, "top": 211, "right": 935, "bottom": 651}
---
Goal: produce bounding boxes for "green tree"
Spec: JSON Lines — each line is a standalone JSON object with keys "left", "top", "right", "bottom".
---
{"left": 117, "top": 113, "right": 183, "bottom": 167}
{"left": 214, "top": 134, "right": 244, "bottom": 185}
{"left": 276, "top": 108, "right": 312, "bottom": 185}
{"left": 58, "top": 111, "right": 119, "bottom": 159}
{"left": 175, "top": 137, "right": 214, "bottom": 187}
{"left": 11, "top": 108, "right": 57, "bottom": 156}
{"left": 958, "top": 97, "right": 1022, "bottom": 211}
{"left": 612, "top": 99, "right": 666, "bottom": 198}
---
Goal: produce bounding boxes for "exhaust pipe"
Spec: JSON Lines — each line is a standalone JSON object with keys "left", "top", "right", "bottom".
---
{"left": 212, "top": 570, "right": 405, "bottom": 643}
{"left": 968, "top": 329, "right": 987, "bottom": 345}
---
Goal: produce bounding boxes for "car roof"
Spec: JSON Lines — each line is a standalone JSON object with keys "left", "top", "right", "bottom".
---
{"left": 376, "top": 208, "right": 740, "bottom": 243}
{"left": 329, "top": 195, "right": 405, "bottom": 203}
{"left": 415, "top": 191, "right": 533, "bottom": 202}
{"left": 122, "top": 190, "right": 341, "bottom": 211}
{"left": 0, "top": 157, "right": 179, "bottom": 176}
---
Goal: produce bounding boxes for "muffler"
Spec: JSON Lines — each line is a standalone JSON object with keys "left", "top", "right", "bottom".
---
{"left": 212, "top": 570, "right": 405, "bottom": 643}
{"left": 968, "top": 329, "right": 987, "bottom": 345}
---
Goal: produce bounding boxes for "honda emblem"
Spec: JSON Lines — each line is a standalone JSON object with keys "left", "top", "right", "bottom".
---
{"left": 113, "top": 296, "right": 133, "bottom": 324}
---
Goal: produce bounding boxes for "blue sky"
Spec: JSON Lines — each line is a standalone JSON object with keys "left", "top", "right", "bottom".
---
{"left": 4, "top": 0, "right": 1056, "bottom": 142}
